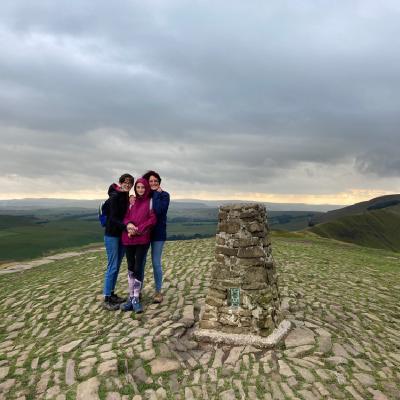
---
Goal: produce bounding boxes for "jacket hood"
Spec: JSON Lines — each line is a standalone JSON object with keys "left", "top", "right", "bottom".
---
{"left": 134, "top": 178, "right": 151, "bottom": 199}
{"left": 108, "top": 183, "right": 125, "bottom": 196}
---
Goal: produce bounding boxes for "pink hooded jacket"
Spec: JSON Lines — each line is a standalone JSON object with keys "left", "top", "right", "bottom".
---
{"left": 121, "top": 178, "right": 157, "bottom": 245}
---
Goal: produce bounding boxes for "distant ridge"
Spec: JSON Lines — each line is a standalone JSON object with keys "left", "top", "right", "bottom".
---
{"left": 310, "top": 194, "right": 400, "bottom": 225}
{"left": 309, "top": 194, "right": 400, "bottom": 252}
{"left": 0, "top": 198, "right": 343, "bottom": 212}
{"left": 172, "top": 199, "right": 342, "bottom": 212}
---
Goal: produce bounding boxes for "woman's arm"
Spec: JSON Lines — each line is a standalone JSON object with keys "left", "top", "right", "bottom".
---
{"left": 153, "top": 191, "right": 170, "bottom": 216}
{"left": 108, "top": 192, "right": 127, "bottom": 231}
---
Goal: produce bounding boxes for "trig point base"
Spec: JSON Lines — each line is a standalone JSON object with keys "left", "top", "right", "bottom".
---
{"left": 193, "top": 203, "right": 291, "bottom": 348}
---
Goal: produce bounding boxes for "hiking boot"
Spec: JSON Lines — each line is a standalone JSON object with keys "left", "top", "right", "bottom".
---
{"left": 132, "top": 297, "right": 143, "bottom": 313}
{"left": 153, "top": 292, "right": 163, "bottom": 304}
{"left": 120, "top": 297, "right": 134, "bottom": 312}
{"left": 102, "top": 297, "right": 120, "bottom": 311}
{"left": 110, "top": 293, "right": 126, "bottom": 304}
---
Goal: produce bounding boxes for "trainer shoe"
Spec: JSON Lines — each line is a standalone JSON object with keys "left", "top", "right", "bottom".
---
{"left": 102, "top": 297, "right": 120, "bottom": 311}
{"left": 120, "top": 297, "right": 134, "bottom": 312}
{"left": 132, "top": 297, "right": 143, "bottom": 314}
{"left": 110, "top": 293, "right": 126, "bottom": 304}
{"left": 153, "top": 292, "right": 163, "bottom": 304}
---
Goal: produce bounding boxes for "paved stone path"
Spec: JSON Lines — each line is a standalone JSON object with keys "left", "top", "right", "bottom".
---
{"left": 0, "top": 236, "right": 399, "bottom": 399}
{"left": 0, "top": 249, "right": 103, "bottom": 274}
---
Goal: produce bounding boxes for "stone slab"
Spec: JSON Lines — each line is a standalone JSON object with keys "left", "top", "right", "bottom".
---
{"left": 192, "top": 319, "right": 291, "bottom": 348}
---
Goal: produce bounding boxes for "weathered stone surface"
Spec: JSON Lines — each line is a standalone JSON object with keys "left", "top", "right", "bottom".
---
{"left": 317, "top": 335, "right": 332, "bottom": 354}
{"left": 326, "top": 356, "right": 349, "bottom": 366}
{"left": 76, "top": 377, "right": 100, "bottom": 400}
{"left": 0, "top": 379, "right": 15, "bottom": 393}
{"left": 149, "top": 358, "right": 181, "bottom": 374}
{"left": 7, "top": 322, "right": 24, "bottom": 332}
{"left": 278, "top": 360, "right": 295, "bottom": 377}
{"left": 97, "top": 360, "right": 118, "bottom": 376}
{"left": 106, "top": 392, "right": 121, "bottom": 400}
{"left": 193, "top": 319, "right": 291, "bottom": 348}
{"left": 197, "top": 203, "right": 283, "bottom": 340}
{"left": 224, "top": 346, "right": 243, "bottom": 365}
{"left": 354, "top": 373, "right": 376, "bottom": 387}
{"left": 46, "top": 385, "right": 61, "bottom": 398}
{"left": 284, "top": 345, "right": 314, "bottom": 358}
{"left": 133, "top": 366, "right": 152, "bottom": 384}
{"left": 139, "top": 349, "right": 156, "bottom": 361}
{"left": 237, "top": 246, "right": 265, "bottom": 258}
{"left": 180, "top": 304, "right": 195, "bottom": 327}
{"left": 57, "top": 339, "right": 83, "bottom": 353}
{"left": 285, "top": 327, "right": 315, "bottom": 348}
{"left": 219, "top": 389, "right": 236, "bottom": 400}
{"left": 65, "top": 359, "right": 75, "bottom": 386}
{"left": 0, "top": 366, "right": 9, "bottom": 380}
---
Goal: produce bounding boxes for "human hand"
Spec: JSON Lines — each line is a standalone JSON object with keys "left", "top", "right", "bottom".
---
{"left": 127, "top": 223, "right": 138, "bottom": 237}
{"left": 157, "top": 186, "right": 163, "bottom": 192}
{"left": 129, "top": 195, "right": 136, "bottom": 205}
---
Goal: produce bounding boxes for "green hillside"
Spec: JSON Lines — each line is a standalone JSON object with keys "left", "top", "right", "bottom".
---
{"left": 309, "top": 203, "right": 400, "bottom": 252}
{"left": 310, "top": 193, "right": 400, "bottom": 225}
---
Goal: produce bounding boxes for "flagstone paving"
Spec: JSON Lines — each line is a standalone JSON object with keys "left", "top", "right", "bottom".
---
{"left": 0, "top": 235, "right": 399, "bottom": 399}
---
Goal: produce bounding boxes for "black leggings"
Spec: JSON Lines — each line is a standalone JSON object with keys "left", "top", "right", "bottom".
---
{"left": 125, "top": 244, "right": 149, "bottom": 280}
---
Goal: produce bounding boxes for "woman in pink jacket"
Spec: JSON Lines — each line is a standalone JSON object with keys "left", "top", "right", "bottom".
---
{"left": 121, "top": 178, "right": 157, "bottom": 313}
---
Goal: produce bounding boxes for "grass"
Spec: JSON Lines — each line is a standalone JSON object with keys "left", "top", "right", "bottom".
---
{"left": 309, "top": 204, "right": 400, "bottom": 253}
{"left": 0, "top": 217, "right": 103, "bottom": 263}
{"left": 0, "top": 207, "right": 325, "bottom": 263}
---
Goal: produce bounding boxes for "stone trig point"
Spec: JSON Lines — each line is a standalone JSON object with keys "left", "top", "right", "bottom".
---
{"left": 194, "top": 203, "right": 291, "bottom": 347}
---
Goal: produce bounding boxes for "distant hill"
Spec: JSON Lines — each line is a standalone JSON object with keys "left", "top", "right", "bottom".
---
{"left": 0, "top": 198, "right": 342, "bottom": 212}
{"left": 309, "top": 195, "right": 400, "bottom": 252}
{"left": 309, "top": 194, "right": 400, "bottom": 225}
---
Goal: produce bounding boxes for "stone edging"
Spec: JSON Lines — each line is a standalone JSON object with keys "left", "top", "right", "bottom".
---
{"left": 192, "top": 319, "right": 292, "bottom": 348}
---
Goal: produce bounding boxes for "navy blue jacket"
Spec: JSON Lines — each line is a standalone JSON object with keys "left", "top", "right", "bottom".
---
{"left": 151, "top": 190, "right": 170, "bottom": 241}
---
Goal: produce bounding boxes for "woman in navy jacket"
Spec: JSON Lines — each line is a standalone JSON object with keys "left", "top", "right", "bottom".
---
{"left": 141, "top": 170, "right": 170, "bottom": 303}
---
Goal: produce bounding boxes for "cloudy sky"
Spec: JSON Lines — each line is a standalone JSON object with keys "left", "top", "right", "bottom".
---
{"left": 1, "top": 0, "right": 400, "bottom": 204}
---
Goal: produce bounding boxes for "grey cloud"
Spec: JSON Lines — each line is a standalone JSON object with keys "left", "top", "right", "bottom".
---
{"left": 1, "top": 1, "right": 400, "bottom": 198}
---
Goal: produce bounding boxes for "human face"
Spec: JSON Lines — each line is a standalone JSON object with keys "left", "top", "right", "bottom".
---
{"left": 135, "top": 182, "right": 146, "bottom": 197}
{"left": 148, "top": 175, "right": 160, "bottom": 191}
{"left": 120, "top": 179, "right": 133, "bottom": 192}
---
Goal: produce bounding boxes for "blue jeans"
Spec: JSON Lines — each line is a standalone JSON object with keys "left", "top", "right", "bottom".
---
{"left": 141, "top": 241, "right": 165, "bottom": 292}
{"left": 103, "top": 235, "right": 125, "bottom": 296}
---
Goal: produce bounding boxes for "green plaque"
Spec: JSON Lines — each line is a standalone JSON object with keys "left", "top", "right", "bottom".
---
{"left": 229, "top": 288, "right": 240, "bottom": 308}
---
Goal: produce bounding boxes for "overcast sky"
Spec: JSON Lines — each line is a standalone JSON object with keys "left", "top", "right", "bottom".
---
{"left": 1, "top": 1, "right": 400, "bottom": 204}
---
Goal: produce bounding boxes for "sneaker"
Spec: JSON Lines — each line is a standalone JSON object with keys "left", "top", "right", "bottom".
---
{"left": 102, "top": 298, "right": 120, "bottom": 311}
{"left": 153, "top": 292, "right": 163, "bottom": 304}
{"left": 120, "top": 297, "right": 134, "bottom": 312}
{"left": 132, "top": 297, "right": 143, "bottom": 314}
{"left": 110, "top": 293, "right": 126, "bottom": 304}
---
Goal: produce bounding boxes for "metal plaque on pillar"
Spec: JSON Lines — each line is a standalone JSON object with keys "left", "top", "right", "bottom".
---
{"left": 229, "top": 288, "right": 240, "bottom": 309}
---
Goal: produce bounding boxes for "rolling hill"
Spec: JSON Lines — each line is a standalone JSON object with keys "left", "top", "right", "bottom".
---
{"left": 309, "top": 196, "right": 400, "bottom": 252}
{"left": 309, "top": 194, "right": 400, "bottom": 225}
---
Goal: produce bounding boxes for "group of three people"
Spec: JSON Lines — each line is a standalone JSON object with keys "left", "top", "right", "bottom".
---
{"left": 102, "top": 170, "right": 170, "bottom": 313}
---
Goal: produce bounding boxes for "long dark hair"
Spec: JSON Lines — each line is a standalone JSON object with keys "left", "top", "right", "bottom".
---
{"left": 142, "top": 170, "right": 161, "bottom": 184}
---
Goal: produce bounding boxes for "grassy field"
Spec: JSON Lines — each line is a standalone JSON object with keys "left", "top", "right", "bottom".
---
{"left": 0, "top": 207, "right": 322, "bottom": 263}
{"left": 0, "top": 214, "right": 103, "bottom": 264}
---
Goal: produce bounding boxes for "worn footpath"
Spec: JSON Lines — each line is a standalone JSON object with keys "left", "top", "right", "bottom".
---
{"left": 0, "top": 236, "right": 399, "bottom": 399}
